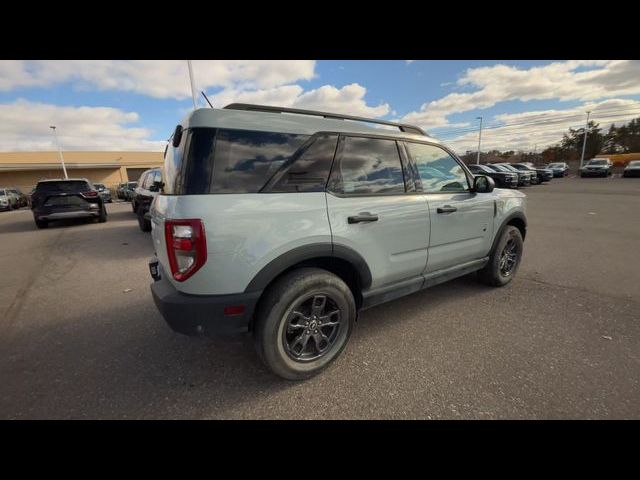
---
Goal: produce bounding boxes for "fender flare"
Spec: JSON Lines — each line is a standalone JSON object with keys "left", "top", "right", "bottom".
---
{"left": 489, "top": 211, "right": 527, "bottom": 256}
{"left": 244, "top": 243, "right": 372, "bottom": 293}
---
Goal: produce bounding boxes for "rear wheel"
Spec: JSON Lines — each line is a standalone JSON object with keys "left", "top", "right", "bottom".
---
{"left": 98, "top": 204, "right": 107, "bottom": 223}
{"left": 137, "top": 205, "right": 151, "bottom": 232}
{"left": 478, "top": 225, "right": 523, "bottom": 287}
{"left": 253, "top": 268, "right": 356, "bottom": 380}
{"left": 34, "top": 218, "right": 48, "bottom": 229}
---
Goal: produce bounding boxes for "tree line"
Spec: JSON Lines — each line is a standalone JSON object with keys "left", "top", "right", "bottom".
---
{"left": 460, "top": 116, "right": 640, "bottom": 165}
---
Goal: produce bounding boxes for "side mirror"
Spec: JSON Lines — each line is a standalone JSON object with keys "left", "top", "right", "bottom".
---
{"left": 474, "top": 175, "right": 495, "bottom": 193}
{"left": 172, "top": 125, "right": 183, "bottom": 148}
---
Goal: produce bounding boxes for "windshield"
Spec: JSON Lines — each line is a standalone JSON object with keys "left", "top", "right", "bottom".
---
{"left": 588, "top": 160, "right": 607, "bottom": 165}
{"left": 548, "top": 163, "right": 563, "bottom": 168}
{"left": 497, "top": 164, "right": 517, "bottom": 172}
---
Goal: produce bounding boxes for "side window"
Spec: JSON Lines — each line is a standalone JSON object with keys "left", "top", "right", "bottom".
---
{"left": 405, "top": 142, "right": 469, "bottom": 193}
{"left": 329, "top": 136, "right": 405, "bottom": 195}
{"left": 153, "top": 170, "right": 162, "bottom": 184}
{"left": 269, "top": 135, "right": 338, "bottom": 192}
{"left": 210, "top": 129, "right": 310, "bottom": 193}
{"left": 142, "top": 173, "right": 153, "bottom": 189}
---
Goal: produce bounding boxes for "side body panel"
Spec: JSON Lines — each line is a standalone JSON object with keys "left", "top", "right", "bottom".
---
{"left": 151, "top": 192, "right": 331, "bottom": 295}
{"left": 423, "top": 192, "right": 496, "bottom": 272}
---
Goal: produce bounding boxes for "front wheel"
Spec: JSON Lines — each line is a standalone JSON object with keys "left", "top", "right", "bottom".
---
{"left": 478, "top": 225, "right": 524, "bottom": 287}
{"left": 253, "top": 268, "right": 356, "bottom": 380}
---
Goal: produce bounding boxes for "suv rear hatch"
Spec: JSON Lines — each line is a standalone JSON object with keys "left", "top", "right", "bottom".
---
{"left": 32, "top": 180, "right": 100, "bottom": 217}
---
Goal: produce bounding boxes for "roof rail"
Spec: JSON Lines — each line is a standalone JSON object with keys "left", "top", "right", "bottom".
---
{"left": 223, "top": 103, "right": 427, "bottom": 136}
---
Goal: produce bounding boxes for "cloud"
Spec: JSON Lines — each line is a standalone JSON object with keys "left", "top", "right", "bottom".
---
{"left": 0, "top": 60, "right": 317, "bottom": 99}
{"left": 402, "top": 60, "right": 640, "bottom": 131}
{"left": 0, "top": 99, "right": 164, "bottom": 151}
{"left": 209, "top": 82, "right": 390, "bottom": 117}
{"left": 440, "top": 98, "right": 640, "bottom": 154}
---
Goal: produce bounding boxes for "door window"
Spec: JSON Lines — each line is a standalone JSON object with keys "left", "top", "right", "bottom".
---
{"left": 329, "top": 136, "right": 405, "bottom": 195}
{"left": 405, "top": 143, "right": 469, "bottom": 193}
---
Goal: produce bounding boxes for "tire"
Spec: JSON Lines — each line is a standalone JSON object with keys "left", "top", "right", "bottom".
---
{"left": 98, "top": 205, "right": 107, "bottom": 223}
{"left": 253, "top": 268, "right": 356, "bottom": 380}
{"left": 131, "top": 201, "right": 137, "bottom": 213}
{"left": 35, "top": 218, "right": 48, "bottom": 229}
{"left": 137, "top": 205, "right": 151, "bottom": 232}
{"left": 478, "top": 225, "right": 524, "bottom": 287}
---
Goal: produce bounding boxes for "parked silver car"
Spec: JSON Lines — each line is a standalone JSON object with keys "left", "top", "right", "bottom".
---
{"left": 149, "top": 104, "right": 528, "bottom": 380}
{"left": 623, "top": 160, "right": 640, "bottom": 178}
{"left": 92, "top": 183, "right": 112, "bottom": 203}
{"left": 0, "top": 188, "right": 18, "bottom": 211}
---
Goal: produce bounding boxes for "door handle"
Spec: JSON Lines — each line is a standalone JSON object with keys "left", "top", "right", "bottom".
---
{"left": 437, "top": 205, "right": 457, "bottom": 214}
{"left": 348, "top": 213, "right": 379, "bottom": 224}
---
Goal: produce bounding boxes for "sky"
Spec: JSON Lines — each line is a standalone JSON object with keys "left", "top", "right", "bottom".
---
{"left": 1, "top": 60, "right": 639, "bottom": 154}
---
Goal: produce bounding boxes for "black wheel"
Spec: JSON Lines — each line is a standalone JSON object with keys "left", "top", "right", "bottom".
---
{"left": 35, "top": 218, "right": 48, "bottom": 229}
{"left": 253, "top": 268, "right": 356, "bottom": 380}
{"left": 137, "top": 205, "right": 151, "bottom": 232}
{"left": 98, "top": 205, "right": 107, "bottom": 223}
{"left": 131, "top": 201, "right": 137, "bottom": 213}
{"left": 478, "top": 225, "right": 524, "bottom": 287}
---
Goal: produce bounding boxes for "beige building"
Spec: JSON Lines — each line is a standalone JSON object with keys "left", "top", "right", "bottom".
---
{"left": 0, "top": 151, "right": 163, "bottom": 193}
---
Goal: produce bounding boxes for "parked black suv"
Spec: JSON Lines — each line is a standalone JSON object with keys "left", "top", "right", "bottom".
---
{"left": 468, "top": 163, "right": 518, "bottom": 188}
{"left": 511, "top": 162, "right": 553, "bottom": 183}
{"left": 485, "top": 163, "right": 531, "bottom": 186}
{"left": 31, "top": 179, "right": 107, "bottom": 228}
{"left": 132, "top": 168, "right": 163, "bottom": 232}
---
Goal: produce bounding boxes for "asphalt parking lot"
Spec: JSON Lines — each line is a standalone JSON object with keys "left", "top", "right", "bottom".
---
{"left": 1, "top": 177, "right": 639, "bottom": 419}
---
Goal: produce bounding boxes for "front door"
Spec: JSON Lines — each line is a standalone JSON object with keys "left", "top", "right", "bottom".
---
{"left": 403, "top": 141, "right": 495, "bottom": 273}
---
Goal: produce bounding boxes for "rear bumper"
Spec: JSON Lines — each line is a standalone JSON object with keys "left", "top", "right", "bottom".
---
{"left": 581, "top": 170, "right": 608, "bottom": 177}
{"left": 35, "top": 209, "right": 101, "bottom": 220}
{"left": 150, "top": 263, "right": 261, "bottom": 337}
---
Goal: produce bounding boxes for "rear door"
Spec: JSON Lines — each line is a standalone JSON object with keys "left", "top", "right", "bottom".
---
{"left": 403, "top": 141, "right": 495, "bottom": 273}
{"left": 326, "top": 135, "right": 430, "bottom": 289}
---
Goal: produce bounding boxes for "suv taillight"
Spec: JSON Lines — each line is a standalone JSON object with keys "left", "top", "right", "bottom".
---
{"left": 81, "top": 191, "right": 99, "bottom": 198}
{"left": 164, "top": 219, "right": 207, "bottom": 282}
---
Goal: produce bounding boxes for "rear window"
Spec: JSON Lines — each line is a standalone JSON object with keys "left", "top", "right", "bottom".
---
{"left": 174, "top": 128, "right": 311, "bottom": 194}
{"left": 36, "top": 181, "right": 90, "bottom": 193}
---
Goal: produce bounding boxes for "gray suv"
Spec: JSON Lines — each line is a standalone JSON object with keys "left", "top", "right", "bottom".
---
{"left": 149, "top": 104, "right": 528, "bottom": 380}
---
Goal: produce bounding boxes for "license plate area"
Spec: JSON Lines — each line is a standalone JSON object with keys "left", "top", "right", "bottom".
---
{"left": 44, "top": 195, "right": 87, "bottom": 207}
{"left": 149, "top": 257, "right": 161, "bottom": 281}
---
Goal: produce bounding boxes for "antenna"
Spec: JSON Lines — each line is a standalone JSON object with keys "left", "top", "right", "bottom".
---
{"left": 201, "top": 91, "right": 214, "bottom": 108}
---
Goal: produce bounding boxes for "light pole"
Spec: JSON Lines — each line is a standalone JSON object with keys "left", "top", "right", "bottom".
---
{"left": 579, "top": 111, "right": 591, "bottom": 169}
{"left": 49, "top": 126, "right": 68, "bottom": 179}
{"left": 476, "top": 116, "right": 483, "bottom": 164}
